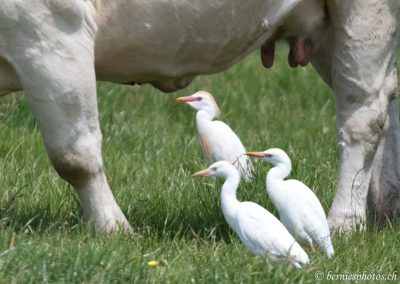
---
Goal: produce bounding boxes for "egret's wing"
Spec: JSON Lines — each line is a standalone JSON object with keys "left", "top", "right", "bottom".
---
{"left": 209, "top": 121, "right": 252, "bottom": 177}
{"left": 236, "top": 202, "right": 296, "bottom": 258}
{"left": 286, "top": 180, "right": 331, "bottom": 243}
{"left": 210, "top": 121, "right": 246, "bottom": 160}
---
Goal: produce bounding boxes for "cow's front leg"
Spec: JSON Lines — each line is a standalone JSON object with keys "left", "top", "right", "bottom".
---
{"left": 326, "top": 0, "right": 398, "bottom": 232}
{"left": 22, "top": 61, "right": 130, "bottom": 233}
{"left": 24, "top": 68, "right": 130, "bottom": 232}
{"left": 4, "top": 3, "right": 131, "bottom": 232}
{"left": 40, "top": 99, "right": 131, "bottom": 233}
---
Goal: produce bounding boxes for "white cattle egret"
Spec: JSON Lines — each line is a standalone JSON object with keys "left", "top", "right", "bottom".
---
{"left": 177, "top": 91, "right": 252, "bottom": 180}
{"left": 246, "top": 148, "right": 334, "bottom": 258}
{"left": 193, "top": 161, "right": 310, "bottom": 268}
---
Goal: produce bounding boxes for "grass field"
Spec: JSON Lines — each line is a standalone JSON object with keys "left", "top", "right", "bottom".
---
{"left": 0, "top": 45, "right": 399, "bottom": 283}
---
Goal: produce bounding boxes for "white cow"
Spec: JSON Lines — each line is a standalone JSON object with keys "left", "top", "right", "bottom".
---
{"left": 0, "top": 0, "right": 398, "bottom": 232}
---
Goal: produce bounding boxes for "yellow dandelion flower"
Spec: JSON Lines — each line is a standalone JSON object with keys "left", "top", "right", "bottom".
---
{"left": 147, "top": 260, "right": 159, "bottom": 267}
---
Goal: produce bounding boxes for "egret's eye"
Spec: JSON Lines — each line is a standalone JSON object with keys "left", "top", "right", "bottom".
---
{"left": 193, "top": 97, "right": 203, "bottom": 101}
{"left": 265, "top": 154, "right": 272, "bottom": 158}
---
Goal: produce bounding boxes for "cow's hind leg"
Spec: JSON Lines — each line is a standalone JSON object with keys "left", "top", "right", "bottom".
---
{"left": 368, "top": 94, "right": 400, "bottom": 226}
{"left": 2, "top": 2, "right": 130, "bottom": 232}
{"left": 325, "top": 0, "right": 398, "bottom": 232}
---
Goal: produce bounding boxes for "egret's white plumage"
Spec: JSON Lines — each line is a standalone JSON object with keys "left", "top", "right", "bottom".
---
{"left": 246, "top": 148, "right": 334, "bottom": 258}
{"left": 177, "top": 91, "right": 252, "bottom": 180}
{"left": 193, "top": 161, "right": 310, "bottom": 267}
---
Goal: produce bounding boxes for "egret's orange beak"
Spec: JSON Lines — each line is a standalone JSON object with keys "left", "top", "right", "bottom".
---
{"left": 192, "top": 168, "right": 213, "bottom": 177}
{"left": 245, "top": 151, "right": 266, "bottom": 158}
{"left": 176, "top": 96, "right": 202, "bottom": 102}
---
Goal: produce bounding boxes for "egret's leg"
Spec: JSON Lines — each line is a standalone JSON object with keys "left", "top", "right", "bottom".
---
{"left": 310, "top": 242, "right": 316, "bottom": 253}
{"left": 325, "top": 0, "right": 398, "bottom": 232}
{"left": 2, "top": 1, "right": 130, "bottom": 232}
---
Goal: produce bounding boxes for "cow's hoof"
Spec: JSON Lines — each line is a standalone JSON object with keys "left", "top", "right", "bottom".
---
{"left": 96, "top": 220, "right": 133, "bottom": 235}
{"left": 327, "top": 212, "right": 366, "bottom": 234}
{"left": 104, "top": 219, "right": 133, "bottom": 234}
{"left": 86, "top": 209, "right": 133, "bottom": 235}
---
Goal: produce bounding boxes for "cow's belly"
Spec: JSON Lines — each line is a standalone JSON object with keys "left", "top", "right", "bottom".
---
{"left": 93, "top": 0, "right": 299, "bottom": 90}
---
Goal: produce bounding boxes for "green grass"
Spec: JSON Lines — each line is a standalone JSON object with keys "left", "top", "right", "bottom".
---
{"left": 0, "top": 45, "right": 399, "bottom": 283}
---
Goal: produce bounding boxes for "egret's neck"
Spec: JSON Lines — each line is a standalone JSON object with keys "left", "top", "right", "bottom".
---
{"left": 196, "top": 108, "right": 217, "bottom": 122}
{"left": 267, "top": 162, "right": 291, "bottom": 181}
{"left": 220, "top": 171, "right": 241, "bottom": 225}
{"left": 196, "top": 110, "right": 215, "bottom": 135}
{"left": 266, "top": 162, "right": 292, "bottom": 205}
